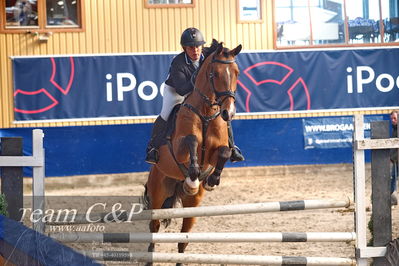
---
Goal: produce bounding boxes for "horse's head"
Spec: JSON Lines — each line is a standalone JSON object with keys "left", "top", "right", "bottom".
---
{"left": 207, "top": 41, "right": 242, "bottom": 121}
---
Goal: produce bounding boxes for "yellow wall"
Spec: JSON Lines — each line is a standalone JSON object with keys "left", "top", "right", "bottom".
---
{"left": 0, "top": 0, "right": 389, "bottom": 128}
{"left": 0, "top": 0, "right": 274, "bottom": 128}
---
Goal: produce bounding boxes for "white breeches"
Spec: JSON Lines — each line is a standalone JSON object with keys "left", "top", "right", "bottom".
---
{"left": 160, "top": 84, "right": 186, "bottom": 121}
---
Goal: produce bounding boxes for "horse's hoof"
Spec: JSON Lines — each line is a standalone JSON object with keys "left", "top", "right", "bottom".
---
{"left": 188, "top": 164, "right": 200, "bottom": 180}
{"left": 183, "top": 177, "right": 199, "bottom": 195}
{"left": 202, "top": 180, "right": 215, "bottom": 191}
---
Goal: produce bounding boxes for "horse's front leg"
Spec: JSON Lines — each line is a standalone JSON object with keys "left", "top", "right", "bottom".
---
{"left": 180, "top": 134, "right": 200, "bottom": 195}
{"left": 203, "top": 146, "right": 231, "bottom": 191}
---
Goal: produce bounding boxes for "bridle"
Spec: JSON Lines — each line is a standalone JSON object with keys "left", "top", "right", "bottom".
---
{"left": 192, "top": 55, "right": 237, "bottom": 108}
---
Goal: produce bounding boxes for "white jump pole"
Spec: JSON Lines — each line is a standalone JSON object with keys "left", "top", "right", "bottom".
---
{"left": 47, "top": 198, "right": 351, "bottom": 224}
{"left": 122, "top": 198, "right": 351, "bottom": 221}
{"left": 32, "top": 129, "right": 45, "bottom": 233}
{"left": 82, "top": 251, "right": 356, "bottom": 265}
{"left": 49, "top": 231, "right": 356, "bottom": 243}
{"left": 353, "top": 114, "right": 368, "bottom": 266}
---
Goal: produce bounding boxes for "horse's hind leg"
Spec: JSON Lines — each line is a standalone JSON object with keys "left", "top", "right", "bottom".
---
{"left": 145, "top": 166, "right": 170, "bottom": 255}
{"left": 203, "top": 146, "right": 231, "bottom": 191}
{"left": 177, "top": 186, "right": 205, "bottom": 258}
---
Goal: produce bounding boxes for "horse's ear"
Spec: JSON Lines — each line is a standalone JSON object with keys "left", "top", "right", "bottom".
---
{"left": 211, "top": 39, "right": 219, "bottom": 46}
{"left": 230, "top": 44, "right": 242, "bottom": 56}
{"left": 216, "top": 42, "right": 224, "bottom": 55}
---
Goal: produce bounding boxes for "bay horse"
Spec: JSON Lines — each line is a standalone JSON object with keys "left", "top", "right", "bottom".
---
{"left": 144, "top": 40, "right": 242, "bottom": 263}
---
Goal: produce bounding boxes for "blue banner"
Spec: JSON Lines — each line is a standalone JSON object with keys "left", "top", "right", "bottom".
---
{"left": 303, "top": 116, "right": 384, "bottom": 149}
{"left": 13, "top": 54, "right": 174, "bottom": 120}
{"left": 12, "top": 48, "right": 399, "bottom": 121}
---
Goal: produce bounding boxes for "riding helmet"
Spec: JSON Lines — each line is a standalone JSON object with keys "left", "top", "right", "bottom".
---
{"left": 180, "top": 27, "right": 206, "bottom": 47}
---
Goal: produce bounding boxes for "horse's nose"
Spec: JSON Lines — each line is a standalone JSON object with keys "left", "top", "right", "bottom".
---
{"left": 221, "top": 109, "right": 231, "bottom": 121}
{"left": 221, "top": 99, "right": 236, "bottom": 121}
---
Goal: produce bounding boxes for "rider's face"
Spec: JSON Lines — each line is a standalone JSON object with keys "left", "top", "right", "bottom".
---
{"left": 184, "top": 45, "right": 202, "bottom": 61}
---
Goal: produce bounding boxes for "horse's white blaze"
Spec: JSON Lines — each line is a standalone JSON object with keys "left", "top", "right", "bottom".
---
{"left": 223, "top": 65, "right": 236, "bottom": 119}
{"left": 226, "top": 67, "right": 231, "bottom": 82}
{"left": 227, "top": 102, "right": 236, "bottom": 118}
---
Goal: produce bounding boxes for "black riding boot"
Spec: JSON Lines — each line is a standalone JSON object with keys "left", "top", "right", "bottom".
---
{"left": 145, "top": 116, "right": 167, "bottom": 164}
{"left": 227, "top": 121, "right": 245, "bottom": 162}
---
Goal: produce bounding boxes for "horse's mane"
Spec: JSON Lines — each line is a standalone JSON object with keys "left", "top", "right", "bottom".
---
{"left": 192, "top": 39, "right": 230, "bottom": 84}
{"left": 202, "top": 39, "right": 220, "bottom": 60}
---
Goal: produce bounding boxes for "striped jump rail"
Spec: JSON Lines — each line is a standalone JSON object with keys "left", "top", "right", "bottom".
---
{"left": 82, "top": 251, "right": 356, "bottom": 265}
{"left": 50, "top": 231, "right": 356, "bottom": 243}
{"left": 47, "top": 198, "right": 351, "bottom": 224}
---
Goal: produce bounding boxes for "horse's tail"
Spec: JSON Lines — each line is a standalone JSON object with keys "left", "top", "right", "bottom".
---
{"left": 161, "top": 180, "right": 184, "bottom": 228}
{"left": 142, "top": 184, "right": 151, "bottom": 210}
{"left": 142, "top": 180, "right": 184, "bottom": 228}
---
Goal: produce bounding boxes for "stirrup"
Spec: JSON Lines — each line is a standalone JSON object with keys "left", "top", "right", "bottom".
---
{"left": 145, "top": 148, "right": 159, "bottom": 164}
{"left": 230, "top": 145, "right": 245, "bottom": 163}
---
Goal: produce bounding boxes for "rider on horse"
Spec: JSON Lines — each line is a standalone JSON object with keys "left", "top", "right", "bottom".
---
{"left": 145, "top": 27, "right": 244, "bottom": 165}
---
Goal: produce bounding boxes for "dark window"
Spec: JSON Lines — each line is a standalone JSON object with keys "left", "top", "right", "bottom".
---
{"left": 46, "top": 0, "right": 78, "bottom": 27}
{"left": 1, "top": 0, "right": 83, "bottom": 32}
{"left": 5, "top": 0, "right": 38, "bottom": 27}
